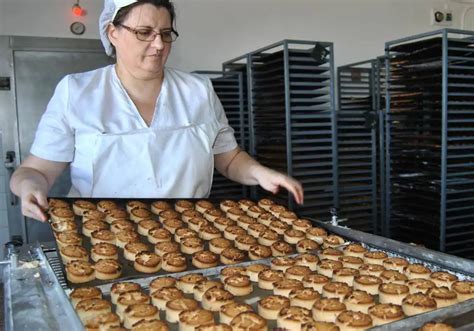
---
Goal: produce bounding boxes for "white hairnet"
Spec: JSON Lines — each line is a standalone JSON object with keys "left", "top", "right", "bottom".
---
{"left": 99, "top": 0, "right": 138, "bottom": 56}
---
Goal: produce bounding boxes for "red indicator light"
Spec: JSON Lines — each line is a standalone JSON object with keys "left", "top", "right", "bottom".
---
{"left": 72, "top": 4, "right": 83, "bottom": 17}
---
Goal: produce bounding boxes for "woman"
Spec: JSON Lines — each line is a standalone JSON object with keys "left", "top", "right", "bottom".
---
{"left": 10, "top": 0, "right": 303, "bottom": 222}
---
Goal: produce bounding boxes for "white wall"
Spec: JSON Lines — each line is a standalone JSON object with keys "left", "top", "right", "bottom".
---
{"left": 0, "top": 0, "right": 474, "bottom": 71}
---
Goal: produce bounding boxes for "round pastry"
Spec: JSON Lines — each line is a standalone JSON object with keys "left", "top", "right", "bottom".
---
{"left": 418, "top": 322, "right": 455, "bottom": 331}
{"left": 163, "top": 218, "right": 184, "bottom": 234}
{"left": 124, "top": 242, "right": 150, "bottom": 261}
{"left": 382, "top": 257, "right": 409, "bottom": 272}
{"left": 134, "top": 252, "right": 161, "bottom": 273}
{"left": 285, "top": 265, "right": 312, "bottom": 281}
{"left": 404, "top": 264, "right": 431, "bottom": 280}
{"left": 91, "top": 229, "right": 116, "bottom": 245}
{"left": 94, "top": 259, "right": 122, "bottom": 280}
{"left": 248, "top": 223, "right": 269, "bottom": 238}
{"left": 451, "top": 280, "right": 474, "bottom": 301}
{"left": 332, "top": 267, "right": 360, "bottom": 286}
{"left": 335, "top": 310, "right": 373, "bottom": 331}
{"left": 226, "top": 207, "right": 246, "bottom": 221}
{"left": 235, "top": 234, "right": 258, "bottom": 251}
{"left": 193, "top": 280, "right": 223, "bottom": 301}
{"left": 60, "top": 245, "right": 88, "bottom": 264}
{"left": 270, "top": 256, "right": 296, "bottom": 272}
{"left": 368, "top": 303, "right": 404, "bottom": 326}
{"left": 51, "top": 219, "right": 77, "bottom": 233}
{"left": 131, "top": 319, "right": 169, "bottom": 330}
{"left": 248, "top": 244, "right": 272, "bottom": 260}
{"left": 317, "top": 259, "right": 343, "bottom": 277}
{"left": 178, "top": 273, "right": 207, "bottom": 294}
{"left": 323, "top": 235, "right": 346, "bottom": 248}
{"left": 306, "top": 227, "right": 327, "bottom": 244}
{"left": 301, "top": 321, "right": 340, "bottom": 331}
{"left": 130, "top": 208, "right": 152, "bottom": 224}
{"left": 224, "top": 275, "right": 253, "bottom": 296}
{"left": 124, "top": 303, "right": 159, "bottom": 329}
{"left": 279, "top": 211, "right": 298, "bottom": 225}
{"left": 273, "top": 279, "right": 304, "bottom": 296}
{"left": 199, "top": 225, "right": 222, "bottom": 241}
{"left": 358, "top": 263, "right": 386, "bottom": 277}
{"left": 209, "top": 237, "right": 233, "bottom": 254}
{"left": 221, "top": 266, "right": 247, "bottom": 280}
{"left": 115, "top": 230, "right": 140, "bottom": 248}
{"left": 257, "top": 212, "right": 278, "bottom": 227}
{"left": 271, "top": 241, "right": 294, "bottom": 257}
{"left": 342, "top": 244, "right": 367, "bottom": 258}
{"left": 258, "top": 269, "right": 285, "bottom": 290}
{"left": 257, "top": 229, "right": 280, "bottom": 246}
{"left": 158, "top": 209, "right": 180, "bottom": 222}
{"left": 283, "top": 228, "right": 305, "bottom": 244}
{"left": 192, "top": 250, "right": 218, "bottom": 269}
{"left": 83, "top": 220, "right": 109, "bottom": 238}
{"left": 295, "top": 253, "right": 319, "bottom": 271}
{"left": 402, "top": 293, "right": 437, "bottom": 316}
{"left": 111, "top": 282, "right": 141, "bottom": 305}
{"left": 427, "top": 287, "right": 458, "bottom": 308}
{"left": 84, "top": 312, "right": 120, "bottom": 331}
{"left": 322, "top": 281, "right": 352, "bottom": 301}
{"left": 147, "top": 227, "right": 172, "bottom": 244}
{"left": 97, "top": 200, "right": 117, "bottom": 213}
{"left": 292, "top": 218, "right": 313, "bottom": 232}
{"left": 320, "top": 248, "right": 344, "bottom": 261}
{"left": 296, "top": 238, "right": 320, "bottom": 253}
{"left": 110, "top": 219, "right": 134, "bottom": 234}
{"left": 258, "top": 295, "right": 290, "bottom": 320}
{"left": 338, "top": 256, "right": 364, "bottom": 270}
{"left": 181, "top": 209, "right": 202, "bottom": 223}
{"left": 181, "top": 237, "right": 205, "bottom": 255}
{"left": 50, "top": 207, "right": 75, "bottom": 223}
{"left": 312, "top": 298, "right": 346, "bottom": 323}
{"left": 238, "top": 199, "right": 255, "bottom": 211}
{"left": 230, "top": 312, "right": 268, "bottom": 331}
{"left": 407, "top": 278, "right": 437, "bottom": 294}
{"left": 213, "top": 217, "right": 236, "bottom": 232}
{"left": 82, "top": 209, "right": 106, "bottom": 223}
{"left": 220, "top": 199, "right": 239, "bottom": 212}
{"left": 430, "top": 271, "right": 458, "bottom": 288}
{"left": 203, "top": 208, "right": 224, "bottom": 222}
{"left": 236, "top": 215, "right": 257, "bottom": 230}
{"left": 69, "top": 286, "right": 102, "bottom": 308}
{"left": 91, "top": 242, "right": 118, "bottom": 262}
{"left": 220, "top": 247, "right": 246, "bottom": 265}
{"left": 195, "top": 200, "right": 214, "bottom": 213}
{"left": 277, "top": 306, "right": 313, "bottom": 330}
{"left": 379, "top": 282, "right": 409, "bottom": 305}
{"left": 151, "top": 286, "right": 184, "bottom": 310}
{"left": 289, "top": 287, "right": 321, "bottom": 310}
{"left": 380, "top": 270, "right": 408, "bottom": 284}
{"left": 353, "top": 275, "right": 382, "bottom": 296}
{"left": 72, "top": 200, "right": 96, "bottom": 216}
{"left": 162, "top": 252, "right": 187, "bottom": 272}
{"left": 247, "top": 205, "right": 266, "bottom": 218}
{"left": 149, "top": 276, "right": 177, "bottom": 291}
{"left": 202, "top": 287, "right": 234, "bottom": 312}
{"left": 246, "top": 263, "right": 270, "bottom": 282}
{"left": 220, "top": 302, "right": 253, "bottom": 325}
{"left": 154, "top": 241, "right": 179, "bottom": 257}
{"left": 151, "top": 200, "right": 172, "bottom": 215}
{"left": 343, "top": 290, "right": 375, "bottom": 314}
{"left": 104, "top": 209, "right": 129, "bottom": 224}
{"left": 363, "top": 251, "right": 388, "bottom": 265}
{"left": 48, "top": 198, "right": 70, "bottom": 209}
{"left": 303, "top": 273, "right": 330, "bottom": 293}
{"left": 174, "top": 227, "right": 199, "bottom": 243}
{"left": 126, "top": 200, "right": 149, "bottom": 213}
{"left": 196, "top": 324, "right": 231, "bottom": 331}
{"left": 223, "top": 225, "right": 246, "bottom": 241}
{"left": 76, "top": 298, "right": 112, "bottom": 324}
{"left": 257, "top": 198, "right": 275, "bottom": 211}
{"left": 269, "top": 220, "right": 290, "bottom": 235}
{"left": 268, "top": 205, "right": 286, "bottom": 218}
{"left": 179, "top": 308, "right": 214, "bottom": 331}
{"left": 166, "top": 298, "right": 199, "bottom": 323}
{"left": 174, "top": 200, "right": 194, "bottom": 213}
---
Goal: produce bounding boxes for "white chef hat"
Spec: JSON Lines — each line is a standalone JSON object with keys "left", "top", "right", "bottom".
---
{"left": 99, "top": 0, "right": 138, "bottom": 56}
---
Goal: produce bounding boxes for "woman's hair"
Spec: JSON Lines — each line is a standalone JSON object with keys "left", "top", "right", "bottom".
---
{"left": 113, "top": 0, "right": 176, "bottom": 28}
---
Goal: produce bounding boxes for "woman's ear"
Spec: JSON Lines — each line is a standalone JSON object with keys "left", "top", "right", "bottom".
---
{"left": 107, "top": 23, "right": 118, "bottom": 47}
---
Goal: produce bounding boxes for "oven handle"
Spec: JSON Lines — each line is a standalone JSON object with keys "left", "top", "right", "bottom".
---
{"left": 4, "top": 151, "right": 18, "bottom": 206}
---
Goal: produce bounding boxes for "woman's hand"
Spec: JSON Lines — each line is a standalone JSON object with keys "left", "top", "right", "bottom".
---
{"left": 19, "top": 183, "right": 49, "bottom": 222}
{"left": 253, "top": 166, "right": 304, "bottom": 205}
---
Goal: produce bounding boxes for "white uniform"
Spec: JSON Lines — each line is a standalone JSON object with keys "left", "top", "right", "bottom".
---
{"left": 30, "top": 65, "right": 237, "bottom": 198}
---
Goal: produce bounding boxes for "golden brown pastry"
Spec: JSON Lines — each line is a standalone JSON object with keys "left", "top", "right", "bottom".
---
{"left": 257, "top": 229, "right": 280, "bottom": 246}
{"left": 285, "top": 265, "right": 312, "bottom": 281}
{"left": 97, "top": 200, "right": 117, "bottom": 213}
{"left": 162, "top": 217, "right": 184, "bottom": 234}
{"left": 192, "top": 250, "right": 218, "bottom": 269}
{"left": 258, "top": 295, "right": 290, "bottom": 320}
{"left": 110, "top": 282, "right": 141, "bottom": 305}
{"left": 94, "top": 259, "right": 122, "bottom": 280}
{"left": 342, "top": 243, "right": 367, "bottom": 258}
{"left": 306, "top": 227, "right": 327, "bottom": 244}
{"left": 219, "top": 302, "right": 253, "bottom": 325}
{"left": 69, "top": 286, "right": 102, "bottom": 308}
{"left": 323, "top": 235, "right": 345, "bottom": 248}
{"left": 335, "top": 310, "right": 373, "bottom": 331}
{"left": 193, "top": 280, "right": 223, "bottom": 301}
{"left": 50, "top": 207, "right": 75, "bottom": 223}
{"left": 248, "top": 244, "right": 272, "bottom": 260}
{"left": 203, "top": 208, "right": 225, "bottom": 222}
{"left": 332, "top": 267, "right": 360, "bottom": 286}
{"left": 271, "top": 241, "right": 294, "bottom": 257}
{"left": 124, "top": 242, "right": 149, "bottom": 261}
{"left": 368, "top": 303, "right": 404, "bottom": 326}
{"left": 91, "top": 242, "right": 119, "bottom": 262}
{"left": 429, "top": 271, "right": 458, "bottom": 288}
{"left": 271, "top": 256, "right": 296, "bottom": 272}
{"left": 277, "top": 306, "right": 313, "bottom": 330}
{"left": 147, "top": 227, "right": 172, "bottom": 245}
{"left": 258, "top": 269, "right": 285, "bottom": 290}
{"left": 246, "top": 263, "right": 270, "bottom": 282}
{"left": 76, "top": 298, "right": 112, "bottom": 324}
{"left": 129, "top": 208, "right": 152, "bottom": 224}
{"left": 110, "top": 219, "right": 134, "bottom": 234}
{"left": 269, "top": 220, "right": 290, "bottom": 235}
{"left": 162, "top": 252, "right": 187, "bottom": 272}
{"left": 56, "top": 231, "right": 82, "bottom": 249}
{"left": 84, "top": 312, "right": 120, "bottom": 331}
{"left": 149, "top": 276, "right": 177, "bottom": 291}
{"left": 407, "top": 278, "right": 437, "bottom": 294}
{"left": 353, "top": 275, "right": 383, "bottom": 295}
{"left": 177, "top": 273, "right": 207, "bottom": 294}
{"left": 72, "top": 200, "right": 96, "bottom": 216}
{"left": 154, "top": 241, "right": 179, "bottom": 257}
{"left": 234, "top": 234, "right": 258, "bottom": 251}
{"left": 283, "top": 228, "right": 305, "bottom": 244}
{"left": 209, "top": 237, "right": 233, "bottom": 254}
{"left": 60, "top": 244, "right": 88, "bottom": 264}
{"left": 312, "top": 298, "right": 346, "bottom": 323}
{"left": 51, "top": 219, "right": 77, "bottom": 234}
{"left": 358, "top": 263, "right": 386, "bottom": 277}
{"left": 292, "top": 218, "right": 313, "bottom": 232}
{"left": 151, "top": 200, "right": 172, "bottom": 215}
{"left": 174, "top": 199, "right": 194, "bottom": 213}
{"left": 91, "top": 229, "right": 116, "bottom": 245}
{"left": 195, "top": 200, "right": 215, "bottom": 213}
{"left": 174, "top": 227, "right": 199, "bottom": 243}
{"left": 247, "top": 205, "right": 266, "bottom": 218}
{"left": 320, "top": 248, "right": 344, "bottom": 261}
{"left": 363, "top": 251, "right": 388, "bottom": 265}
{"left": 83, "top": 220, "right": 109, "bottom": 238}
{"left": 427, "top": 287, "right": 458, "bottom": 308}
{"left": 158, "top": 209, "right": 180, "bottom": 222}
{"left": 382, "top": 257, "right": 409, "bottom": 272}
{"left": 418, "top": 322, "right": 455, "bottom": 331}
{"left": 48, "top": 198, "right": 70, "bottom": 209}
{"left": 322, "top": 281, "right": 352, "bottom": 301}
{"left": 451, "top": 280, "right": 474, "bottom": 301}
{"left": 317, "top": 259, "right": 343, "bottom": 277}
{"left": 402, "top": 293, "right": 437, "bottom": 316}
{"left": 213, "top": 217, "right": 236, "bottom": 232}
{"left": 224, "top": 275, "right": 253, "bottom": 296}
{"left": 404, "top": 264, "right": 431, "bottom": 280}
{"left": 115, "top": 230, "right": 140, "bottom": 248}
{"left": 123, "top": 303, "right": 159, "bottom": 329}
{"left": 126, "top": 200, "right": 149, "bottom": 213}
{"left": 82, "top": 209, "right": 106, "bottom": 223}
{"left": 181, "top": 209, "right": 202, "bottom": 223}
{"left": 257, "top": 212, "right": 278, "bottom": 227}
{"left": 303, "top": 273, "right": 330, "bottom": 293}
{"left": 296, "top": 238, "right": 320, "bottom": 253}
{"left": 236, "top": 215, "right": 257, "bottom": 230}
{"left": 104, "top": 209, "right": 128, "bottom": 224}
{"left": 151, "top": 286, "right": 184, "bottom": 310}
{"left": 199, "top": 225, "right": 222, "bottom": 241}
{"left": 301, "top": 321, "right": 340, "bottom": 331}
{"left": 273, "top": 279, "right": 304, "bottom": 297}
{"left": 219, "top": 200, "right": 239, "bottom": 213}
{"left": 378, "top": 282, "right": 409, "bottom": 305}
{"left": 134, "top": 252, "right": 161, "bottom": 273}
{"left": 202, "top": 287, "right": 234, "bottom": 312}
{"left": 181, "top": 237, "right": 205, "bottom": 255}
{"left": 131, "top": 319, "right": 169, "bottom": 331}
{"left": 178, "top": 308, "right": 215, "bottom": 331}
{"left": 269, "top": 205, "right": 286, "bottom": 218}
{"left": 230, "top": 312, "right": 268, "bottom": 331}
{"left": 248, "top": 223, "right": 269, "bottom": 238}
{"left": 279, "top": 211, "right": 298, "bottom": 225}
{"left": 380, "top": 270, "right": 408, "bottom": 284}
{"left": 295, "top": 253, "right": 319, "bottom": 271}
{"left": 239, "top": 198, "right": 256, "bottom": 211}
{"left": 223, "top": 225, "right": 246, "bottom": 241}
{"left": 220, "top": 247, "right": 246, "bottom": 265}
{"left": 116, "top": 291, "right": 150, "bottom": 319}
{"left": 289, "top": 287, "right": 321, "bottom": 310}
{"left": 343, "top": 290, "right": 375, "bottom": 314}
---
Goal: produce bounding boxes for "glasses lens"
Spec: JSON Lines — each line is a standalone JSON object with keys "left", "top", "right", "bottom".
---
{"left": 135, "top": 29, "right": 155, "bottom": 41}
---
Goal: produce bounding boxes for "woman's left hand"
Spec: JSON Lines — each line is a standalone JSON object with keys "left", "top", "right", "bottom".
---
{"left": 254, "top": 166, "right": 304, "bottom": 205}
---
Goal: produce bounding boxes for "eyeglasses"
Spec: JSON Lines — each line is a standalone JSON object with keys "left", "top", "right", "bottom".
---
{"left": 117, "top": 24, "right": 179, "bottom": 43}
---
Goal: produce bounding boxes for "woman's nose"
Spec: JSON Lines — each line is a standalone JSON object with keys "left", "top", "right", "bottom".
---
{"left": 151, "top": 34, "right": 165, "bottom": 50}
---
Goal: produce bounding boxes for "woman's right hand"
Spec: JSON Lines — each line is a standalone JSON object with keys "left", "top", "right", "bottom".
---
{"left": 19, "top": 183, "right": 49, "bottom": 222}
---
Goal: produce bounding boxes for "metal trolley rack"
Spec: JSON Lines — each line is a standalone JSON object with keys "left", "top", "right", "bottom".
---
{"left": 384, "top": 28, "right": 474, "bottom": 259}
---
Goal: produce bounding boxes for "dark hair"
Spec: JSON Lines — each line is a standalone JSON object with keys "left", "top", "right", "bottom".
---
{"left": 113, "top": 0, "right": 176, "bottom": 28}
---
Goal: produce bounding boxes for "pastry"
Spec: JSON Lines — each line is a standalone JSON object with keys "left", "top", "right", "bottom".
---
{"left": 238, "top": 198, "right": 256, "bottom": 211}
{"left": 323, "top": 235, "right": 346, "bottom": 248}
{"left": 247, "top": 223, "right": 268, "bottom": 238}
{"left": 269, "top": 220, "right": 289, "bottom": 235}
{"left": 91, "top": 242, "right": 119, "bottom": 262}
{"left": 123, "top": 304, "right": 159, "bottom": 329}
{"left": 178, "top": 273, "right": 207, "bottom": 294}
{"left": 343, "top": 290, "right": 375, "bottom": 314}
{"left": 154, "top": 241, "right": 179, "bottom": 257}
{"left": 69, "top": 286, "right": 102, "bottom": 308}
{"left": 203, "top": 208, "right": 224, "bottom": 222}
{"left": 230, "top": 312, "right": 268, "bottom": 331}
{"left": 427, "top": 287, "right": 458, "bottom": 308}
{"left": 258, "top": 295, "right": 290, "bottom": 320}
{"left": 303, "top": 273, "right": 330, "bottom": 293}
{"left": 158, "top": 209, "right": 180, "bottom": 222}
{"left": 202, "top": 287, "right": 234, "bottom": 311}
{"left": 151, "top": 201, "right": 172, "bottom": 215}
{"left": 124, "top": 242, "right": 149, "bottom": 261}
{"left": 134, "top": 252, "right": 161, "bottom": 273}
{"left": 279, "top": 211, "right": 298, "bottom": 225}
{"left": 97, "top": 200, "right": 117, "bottom": 213}
{"left": 257, "top": 212, "right": 278, "bottom": 227}
{"left": 317, "top": 259, "right": 343, "bottom": 277}
{"left": 91, "top": 229, "right": 116, "bottom": 245}
{"left": 224, "top": 275, "right": 253, "bottom": 296}
{"left": 162, "top": 252, "right": 187, "bottom": 272}
{"left": 353, "top": 275, "right": 383, "bottom": 295}
{"left": 174, "top": 227, "right": 199, "bottom": 243}
{"left": 283, "top": 229, "right": 305, "bottom": 244}
{"left": 209, "top": 237, "right": 233, "bottom": 254}
{"left": 193, "top": 280, "right": 223, "bottom": 301}
{"left": 181, "top": 237, "right": 205, "bottom": 255}
{"left": 382, "top": 257, "right": 409, "bottom": 272}
{"left": 322, "top": 281, "right": 353, "bottom": 301}
{"left": 268, "top": 205, "right": 286, "bottom": 218}
{"left": 195, "top": 200, "right": 214, "bottom": 213}
{"left": 429, "top": 271, "right": 458, "bottom": 288}
{"left": 174, "top": 200, "right": 194, "bottom": 213}
{"left": 220, "top": 302, "right": 253, "bottom": 325}
{"left": 181, "top": 210, "right": 202, "bottom": 223}
{"left": 226, "top": 207, "right": 246, "bottom": 221}
{"left": 451, "top": 280, "right": 474, "bottom": 301}
{"left": 363, "top": 251, "right": 388, "bottom": 265}
{"left": 296, "top": 239, "right": 320, "bottom": 253}
{"left": 233, "top": 234, "right": 257, "bottom": 251}
{"left": 320, "top": 248, "right": 344, "bottom": 261}
{"left": 126, "top": 200, "right": 149, "bottom": 213}
{"left": 130, "top": 208, "right": 152, "bottom": 223}
{"left": 247, "top": 205, "right": 266, "bottom": 218}
{"left": 94, "top": 259, "right": 122, "bottom": 280}
{"left": 312, "top": 298, "right": 346, "bottom": 323}
{"left": 220, "top": 200, "right": 239, "bottom": 212}
{"left": 196, "top": 323, "right": 231, "bottom": 331}
{"left": 220, "top": 247, "right": 246, "bottom": 265}
{"left": 258, "top": 269, "right": 285, "bottom": 290}
{"left": 257, "top": 198, "right": 275, "bottom": 211}
{"left": 301, "top": 321, "right": 340, "bottom": 331}
{"left": 271, "top": 241, "right": 294, "bottom": 257}
{"left": 51, "top": 220, "right": 77, "bottom": 233}
{"left": 149, "top": 276, "right": 177, "bottom": 291}
{"left": 285, "top": 265, "right": 312, "bottom": 281}
{"left": 342, "top": 243, "right": 367, "bottom": 258}
{"left": 277, "top": 306, "right": 313, "bottom": 330}
{"left": 236, "top": 215, "right": 257, "bottom": 230}
{"left": 223, "top": 225, "right": 246, "bottom": 241}
{"left": 295, "top": 253, "right": 319, "bottom": 271}
{"left": 115, "top": 230, "right": 140, "bottom": 248}
{"left": 368, "top": 303, "right": 404, "bottom": 326}
{"left": 131, "top": 319, "right": 169, "bottom": 330}
{"left": 332, "top": 267, "right": 360, "bottom": 286}
{"left": 83, "top": 220, "right": 109, "bottom": 238}
{"left": 84, "top": 312, "right": 120, "bottom": 331}
{"left": 147, "top": 228, "right": 172, "bottom": 244}
{"left": 273, "top": 278, "right": 304, "bottom": 296}
{"left": 257, "top": 229, "right": 280, "bottom": 246}
{"left": 116, "top": 291, "right": 151, "bottom": 320}
{"left": 82, "top": 210, "right": 106, "bottom": 223}
{"left": 163, "top": 217, "right": 184, "bottom": 234}
{"left": 151, "top": 286, "right": 184, "bottom": 310}
{"left": 192, "top": 250, "right": 218, "bottom": 269}
{"left": 56, "top": 231, "right": 82, "bottom": 249}
{"left": 402, "top": 293, "right": 437, "bottom": 316}
{"left": 246, "top": 263, "right": 270, "bottom": 282}
{"left": 404, "top": 264, "right": 431, "bottom": 280}
{"left": 104, "top": 209, "right": 129, "bottom": 224}
{"left": 418, "top": 322, "right": 455, "bottom": 331}
{"left": 292, "top": 218, "right": 313, "bottom": 232}
{"left": 199, "top": 225, "right": 222, "bottom": 241}
{"left": 407, "top": 278, "right": 436, "bottom": 294}
{"left": 289, "top": 287, "right": 321, "bottom": 310}
{"left": 248, "top": 244, "right": 272, "bottom": 260}
{"left": 213, "top": 217, "right": 236, "bottom": 232}
{"left": 50, "top": 207, "right": 75, "bottom": 223}
{"left": 166, "top": 298, "right": 199, "bottom": 323}
{"left": 48, "top": 198, "right": 70, "bottom": 209}
{"left": 338, "top": 256, "right": 364, "bottom": 270}
{"left": 379, "top": 282, "right": 409, "bottom": 305}
{"left": 306, "top": 227, "right": 327, "bottom": 244}
{"left": 380, "top": 270, "right": 408, "bottom": 284}
{"left": 111, "top": 282, "right": 141, "bottom": 305}
{"left": 76, "top": 298, "right": 112, "bottom": 324}
{"left": 335, "top": 310, "right": 373, "bottom": 331}
{"left": 60, "top": 245, "right": 88, "bottom": 264}
{"left": 110, "top": 219, "right": 134, "bottom": 234}
{"left": 358, "top": 263, "right": 386, "bottom": 277}
{"left": 72, "top": 200, "right": 96, "bottom": 216}
{"left": 178, "top": 308, "right": 214, "bottom": 331}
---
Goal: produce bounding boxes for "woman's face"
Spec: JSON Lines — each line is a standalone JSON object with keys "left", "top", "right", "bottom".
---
{"left": 108, "top": 4, "right": 172, "bottom": 79}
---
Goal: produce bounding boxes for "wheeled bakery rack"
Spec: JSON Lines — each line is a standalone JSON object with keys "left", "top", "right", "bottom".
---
{"left": 384, "top": 29, "right": 474, "bottom": 259}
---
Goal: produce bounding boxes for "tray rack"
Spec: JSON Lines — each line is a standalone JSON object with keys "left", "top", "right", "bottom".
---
{"left": 384, "top": 28, "right": 474, "bottom": 259}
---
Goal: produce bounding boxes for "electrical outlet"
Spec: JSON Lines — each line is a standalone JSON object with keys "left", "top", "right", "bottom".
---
{"left": 431, "top": 8, "right": 453, "bottom": 26}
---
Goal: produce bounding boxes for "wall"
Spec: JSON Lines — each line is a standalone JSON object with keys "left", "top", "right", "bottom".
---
{"left": 0, "top": 0, "right": 473, "bottom": 71}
